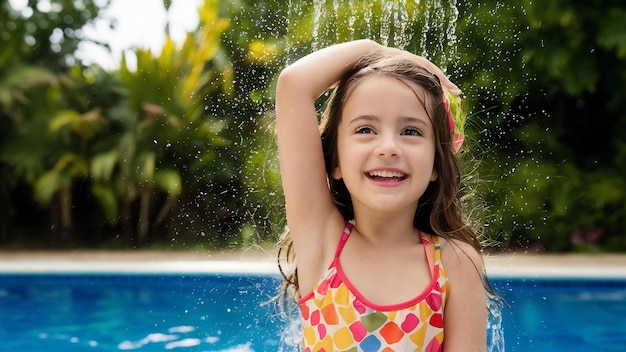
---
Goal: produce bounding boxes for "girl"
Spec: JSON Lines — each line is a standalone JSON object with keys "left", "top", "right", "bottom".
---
{"left": 276, "top": 40, "right": 488, "bottom": 351}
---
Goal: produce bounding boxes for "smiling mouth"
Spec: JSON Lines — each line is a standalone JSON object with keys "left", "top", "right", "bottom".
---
{"left": 366, "top": 170, "right": 408, "bottom": 181}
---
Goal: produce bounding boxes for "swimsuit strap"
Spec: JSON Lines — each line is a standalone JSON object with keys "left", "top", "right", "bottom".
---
{"left": 419, "top": 231, "right": 440, "bottom": 275}
{"left": 433, "top": 236, "right": 442, "bottom": 262}
{"left": 333, "top": 221, "right": 355, "bottom": 259}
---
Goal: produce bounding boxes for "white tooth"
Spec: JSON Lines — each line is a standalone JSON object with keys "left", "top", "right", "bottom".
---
{"left": 369, "top": 170, "right": 404, "bottom": 178}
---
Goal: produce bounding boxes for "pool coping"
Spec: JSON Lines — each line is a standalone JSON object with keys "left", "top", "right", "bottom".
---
{"left": 0, "top": 250, "right": 625, "bottom": 279}
{"left": 483, "top": 253, "right": 626, "bottom": 279}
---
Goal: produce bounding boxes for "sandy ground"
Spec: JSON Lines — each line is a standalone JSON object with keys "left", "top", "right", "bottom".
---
{"left": 0, "top": 248, "right": 625, "bottom": 278}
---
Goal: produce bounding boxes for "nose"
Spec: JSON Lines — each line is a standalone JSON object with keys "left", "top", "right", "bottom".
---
{"left": 375, "top": 134, "right": 401, "bottom": 158}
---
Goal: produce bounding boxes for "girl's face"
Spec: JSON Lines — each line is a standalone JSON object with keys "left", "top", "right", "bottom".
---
{"left": 333, "top": 75, "right": 437, "bottom": 216}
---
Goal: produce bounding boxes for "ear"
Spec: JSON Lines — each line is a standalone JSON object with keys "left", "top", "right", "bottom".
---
{"left": 332, "top": 164, "right": 342, "bottom": 180}
{"left": 430, "top": 169, "right": 438, "bottom": 182}
{"left": 452, "top": 133, "right": 464, "bottom": 154}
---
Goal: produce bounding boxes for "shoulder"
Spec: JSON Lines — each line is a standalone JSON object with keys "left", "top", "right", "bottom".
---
{"left": 438, "top": 238, "right": 488, "bottom": 350}
{"left": 439, "top": 238, "right": 484, "bottom": 281}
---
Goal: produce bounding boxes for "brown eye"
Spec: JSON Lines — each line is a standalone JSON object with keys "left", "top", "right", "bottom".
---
{"left": 355, "top": 126, "right": 375, "bottom": 134}
{"left": 402, "top": 127, "right": 423, "bottom": 136}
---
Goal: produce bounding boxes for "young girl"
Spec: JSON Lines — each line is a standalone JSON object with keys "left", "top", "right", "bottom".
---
{"left": 275, "top": 40, "right": 488, "bottom": 351}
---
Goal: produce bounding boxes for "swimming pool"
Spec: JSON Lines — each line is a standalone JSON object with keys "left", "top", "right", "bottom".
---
{"left": 1, "top": 265, "right": 625, "bottom": 351}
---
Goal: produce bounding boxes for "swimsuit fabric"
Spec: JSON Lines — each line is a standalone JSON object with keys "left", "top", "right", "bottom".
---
{"left": 298, "top": 221, "right": 448, "bottom": 352}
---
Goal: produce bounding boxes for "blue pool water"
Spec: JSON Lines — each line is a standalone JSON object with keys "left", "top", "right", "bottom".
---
{"left": 0, "top": 273, "right": 625, "bottom": 351}
{"left": 494, "top": 277, "right": 626, "bottom": 352}
{"left": 0, "top": 273, "right": 290, "bottom": 351}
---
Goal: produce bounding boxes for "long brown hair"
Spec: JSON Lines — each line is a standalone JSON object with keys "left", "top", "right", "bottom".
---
{"left": 277, "top": 50, "right": 483, "bottom": 302}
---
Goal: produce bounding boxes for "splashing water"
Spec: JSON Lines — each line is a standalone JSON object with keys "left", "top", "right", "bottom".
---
{"left": 287, "top": 0, "right": 459, "bottom": 68}
{"left": 487, "top": 293, "right": 506, "bottom": 352}
{"left": 277, "top": 317, "right": 302, "bottom": 351}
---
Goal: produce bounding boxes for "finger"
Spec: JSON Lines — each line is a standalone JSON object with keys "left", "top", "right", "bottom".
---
{"left": 445, "top": 82, "right": 462, "bottom": 96}
{"left": 385, "top": 47, "right": 463, "bottom": 95}
{"left": 413, "top": 57, "right": 462, "bottom": 95}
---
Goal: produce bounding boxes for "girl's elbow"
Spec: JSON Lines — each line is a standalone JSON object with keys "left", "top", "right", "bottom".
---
{"left": 277, "top": 64, "right": 302, "bottom": 90}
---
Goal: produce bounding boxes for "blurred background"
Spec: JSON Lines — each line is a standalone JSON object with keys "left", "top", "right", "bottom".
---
{"left": 1, "top": 0, "right": 624, "bottom": 253}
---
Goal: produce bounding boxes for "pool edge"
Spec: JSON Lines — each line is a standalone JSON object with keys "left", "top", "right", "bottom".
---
{"left": 0, "top": 253, "right": 625, "bottom": 279}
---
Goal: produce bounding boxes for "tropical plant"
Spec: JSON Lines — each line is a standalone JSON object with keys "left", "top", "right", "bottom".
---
{"left": 86, "top": 0, "right": 232, "bottom": 244}
{"left": 0, "top": 0, "right": 234, "bottom": 246}
{"left": 455, "top": 0, "right": 626, "bottom": 251}
{"left": 0, "top": 0, "right": 112, "bottom": 243}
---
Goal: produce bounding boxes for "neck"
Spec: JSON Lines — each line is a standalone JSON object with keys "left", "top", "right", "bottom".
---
{"left": 352, "top": 207, "right": 420, "bottom": 246}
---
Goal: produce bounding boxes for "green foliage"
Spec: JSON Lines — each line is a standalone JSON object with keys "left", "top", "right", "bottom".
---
{"left": 1, "top": 0, "right": 248, "bottom": 247}
{"left": 0, "top": 0, "right": 290, "bottom": 249}
{"left": 0, "top": 0, "right": 111, "bottom": 242}
{"left": 2, "top": 0, "right": 625, "bottom": 253}
{"left": 456, "top": 0, "right": 626, "bottom": 251}
{"left": 0, "top": 0, "right": 107, "bottom": 70}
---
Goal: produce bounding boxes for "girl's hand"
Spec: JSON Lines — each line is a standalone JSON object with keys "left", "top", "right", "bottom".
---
{"left": 385, "top": 46, "right": 462, "bottom": 95}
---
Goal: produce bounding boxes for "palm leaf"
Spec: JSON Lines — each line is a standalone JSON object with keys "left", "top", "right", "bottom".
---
{"left": 0, "top": 65, "right": 57, "bottom": 107}
{"left": 154, "top": 169, "right": 182, "bottom": 196}
{"left": 91, "top": 184, "right": 119, "bottom": 222}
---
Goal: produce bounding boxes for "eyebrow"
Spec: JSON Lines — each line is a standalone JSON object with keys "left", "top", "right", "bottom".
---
{"left": 347, "top": 115, "right": 430, "bottom": 127}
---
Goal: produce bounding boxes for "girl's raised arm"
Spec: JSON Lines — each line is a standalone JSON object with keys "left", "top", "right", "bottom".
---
{"left": 275, "top": 40, "right": 381, "bottom": 290}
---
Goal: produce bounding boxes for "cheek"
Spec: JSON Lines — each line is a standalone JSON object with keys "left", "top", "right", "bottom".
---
{"left": 421, "top": 148, "right": 437, "bottom": 181}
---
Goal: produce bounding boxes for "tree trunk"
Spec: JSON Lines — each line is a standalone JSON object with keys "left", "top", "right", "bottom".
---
{"left": 0, "top": 185, "right": 8, "bottom": 242}
{"left": 122, "top": 183, "right": 137, "bottom": 242}
{"left": 58, "top": 184, "right": 73, "bottom": 240}
{"left": 152, "top": 195, "right": 177, "bottom": 230}
{"left": 137, "top": 185, "right": 153, "bottom": 243}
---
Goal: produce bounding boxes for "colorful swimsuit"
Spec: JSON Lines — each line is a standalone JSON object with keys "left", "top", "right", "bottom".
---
{"left": 298, "top": 221, "right": 448, "bottom": 352}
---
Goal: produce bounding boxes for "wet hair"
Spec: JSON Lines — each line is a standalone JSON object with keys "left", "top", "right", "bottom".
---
{"left": 277, "top": 50, "right": 484, "bottom": 303}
